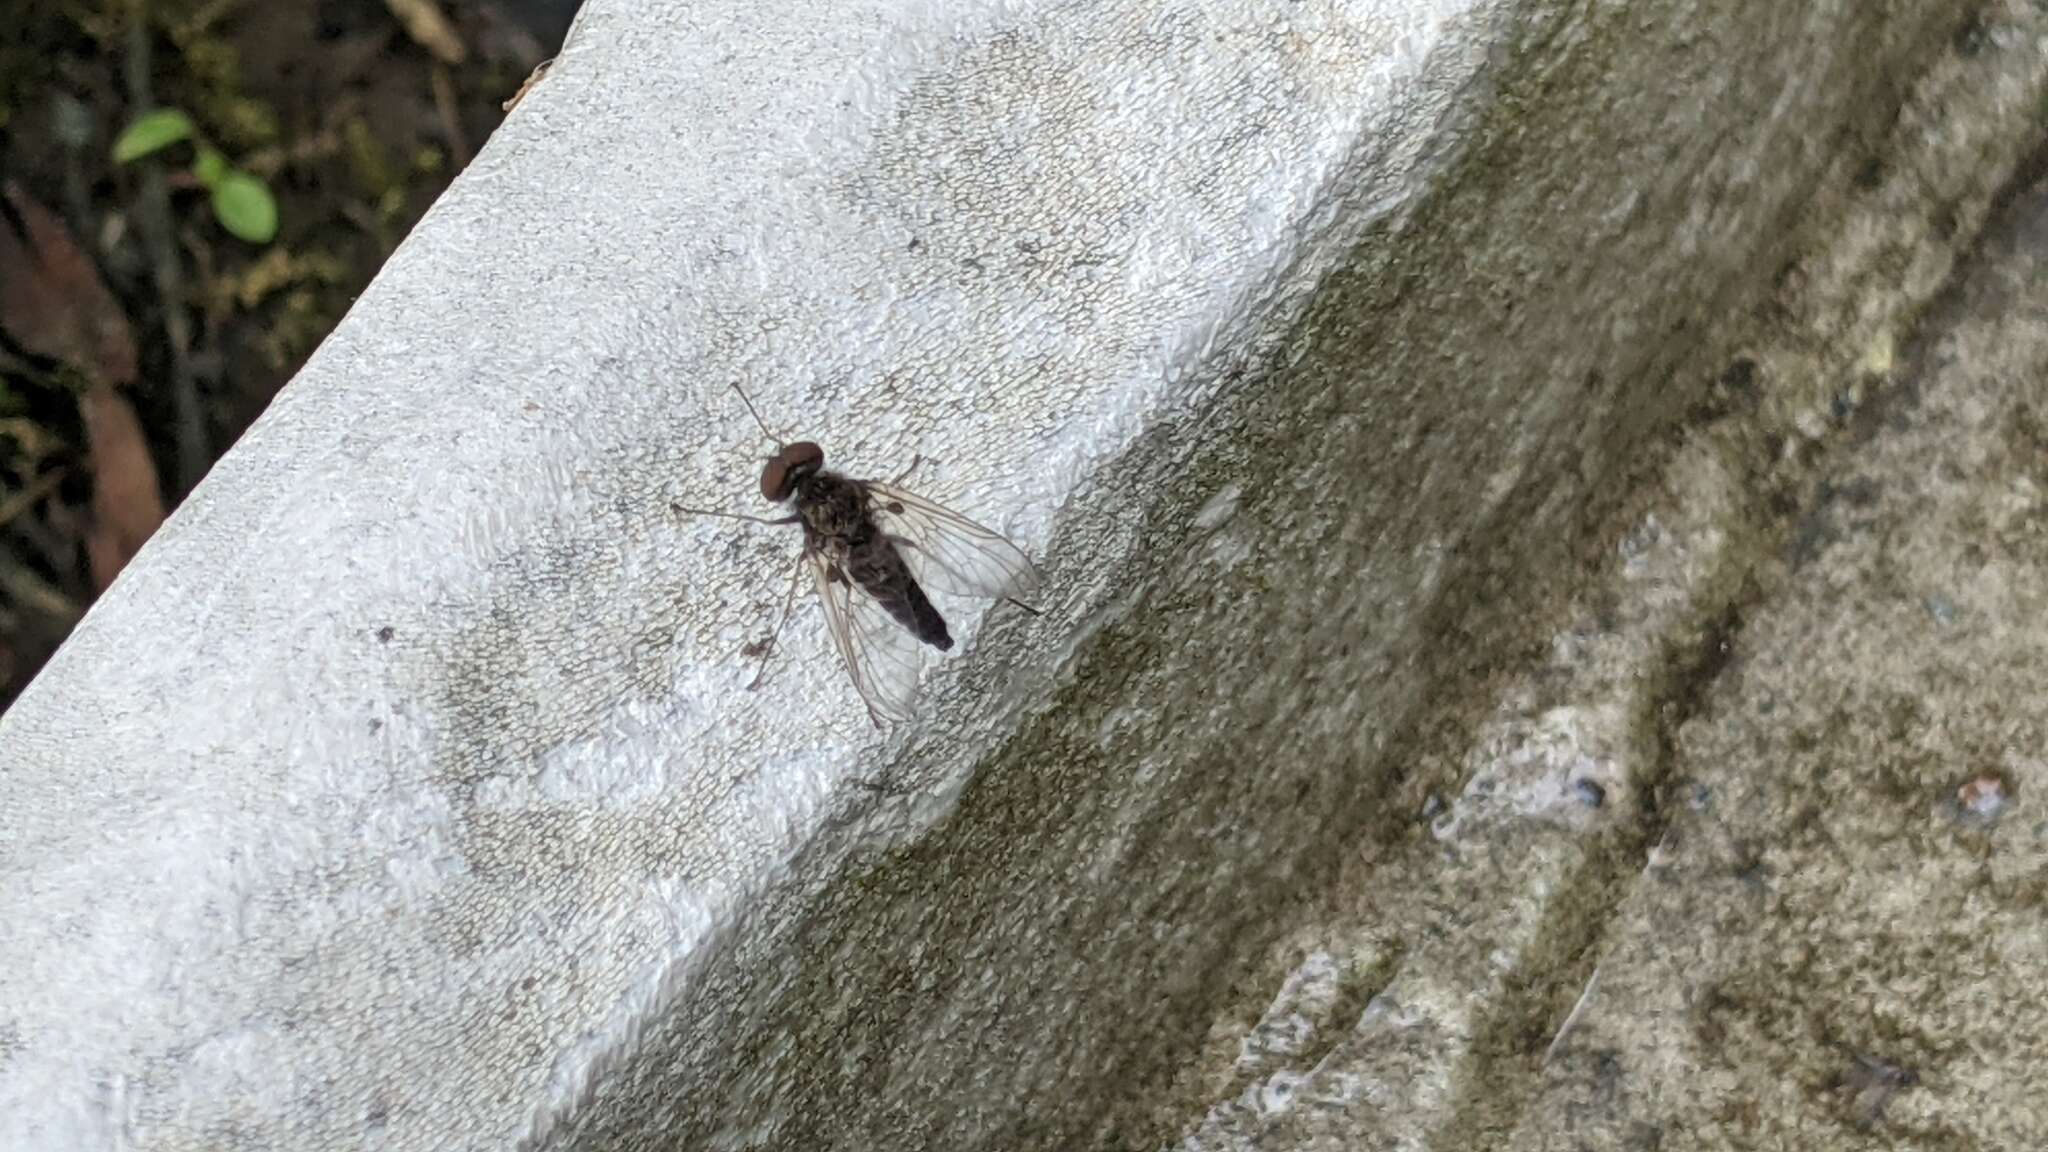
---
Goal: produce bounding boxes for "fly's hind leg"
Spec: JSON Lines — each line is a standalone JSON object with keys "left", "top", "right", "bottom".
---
{"left": 745, "top": 550, "right": 810, "bottom": 690}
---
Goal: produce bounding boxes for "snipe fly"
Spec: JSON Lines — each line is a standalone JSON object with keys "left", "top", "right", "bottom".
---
{"left": 673, "top": 386, "right": 1041, "bottom": 726}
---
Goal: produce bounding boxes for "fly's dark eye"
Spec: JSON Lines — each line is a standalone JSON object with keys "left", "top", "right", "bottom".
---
{"left": 787, "top": 442, "right": 826, "bottom": 472}
{"left": 760, "top": 441, "right": 824, "bottom": 502}
{"left": 761, "top": 459, "right": 792, "bottom": 501}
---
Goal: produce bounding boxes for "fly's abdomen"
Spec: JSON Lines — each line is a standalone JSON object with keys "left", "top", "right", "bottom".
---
{"left": 849, "top": 544, "right": 953, "bottom": 651}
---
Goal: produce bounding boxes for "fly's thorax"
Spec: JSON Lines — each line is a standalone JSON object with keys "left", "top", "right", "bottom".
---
{"left": 814, "top": 535, "right": 854, "bottom": 568}
{"left": 795, "top": 472, "right": 874, "bottom": 545}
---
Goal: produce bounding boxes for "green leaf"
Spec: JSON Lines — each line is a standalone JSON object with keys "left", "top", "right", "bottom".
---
{"left": 112, "top": 108, "right": 194, "bottom": 163}
{"left": 209, "top": 172, "right": 277, "bottom": 243}
{"left": 192, "top": 145, "right": 228, "bottom": 188}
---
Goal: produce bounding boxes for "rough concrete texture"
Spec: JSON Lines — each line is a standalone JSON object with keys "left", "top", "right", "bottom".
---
{"left": 0, "top": 1, "right": 2034, "bottom": 1151}
{"left": 1521, "top": 163, "right": 2048, "bottom": 1147}
{"left": 1161, "top": 2, "right": 2048, "bottom": 1148}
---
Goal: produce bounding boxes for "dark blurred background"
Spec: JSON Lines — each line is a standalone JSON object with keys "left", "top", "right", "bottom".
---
{"left": 0, "top": 0, "right": 582, "bottom": 714}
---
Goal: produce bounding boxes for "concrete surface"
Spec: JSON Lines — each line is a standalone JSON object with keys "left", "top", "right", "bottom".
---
{"left": 0, "top": 0, "right": 2037, "bottom": 1150}
{"left": 1160, "top": 2, "right": 2048, "bottom": 1148}
{"left": 1521, "top": 155, "right": 2048, "bottom": 1146}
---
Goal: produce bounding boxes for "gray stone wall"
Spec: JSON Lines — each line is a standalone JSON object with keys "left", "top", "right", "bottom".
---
{"left": 5, "top": 0, "right": 2038, "bottom": 1149}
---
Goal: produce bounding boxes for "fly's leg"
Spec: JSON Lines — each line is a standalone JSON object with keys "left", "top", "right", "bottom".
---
{"left": 1002, "top": 596, "right": 1042, "bottom": 616}
{"left": 887, "top": 454, "right": 924, "bottom": 487}
{"left": 670, "top": 499, "right": 801, "bottom": 679}
{"left": 745, "top": 551, "right": 808, "bottom": 690}
{"left": 670, "top": 503, "right": 799, "bottom": 527}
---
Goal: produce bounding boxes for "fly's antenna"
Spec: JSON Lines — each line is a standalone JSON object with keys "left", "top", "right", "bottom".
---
{"left": 730, "top": 383, "right": 785, "bottom": 448}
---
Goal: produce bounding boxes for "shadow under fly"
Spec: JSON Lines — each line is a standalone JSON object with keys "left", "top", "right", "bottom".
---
{"left": 672, "top": 385, "right": 1042, "bottom": 727}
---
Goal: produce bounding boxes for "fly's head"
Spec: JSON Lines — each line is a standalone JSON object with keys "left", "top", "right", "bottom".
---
{"left": 760, "top": 441, "right": 825, "bottom": 503}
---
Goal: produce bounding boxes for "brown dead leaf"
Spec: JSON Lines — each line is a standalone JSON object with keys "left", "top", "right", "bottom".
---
{"left": 384, "top": 0, "right": 468, "bottom": 66}
{"left": 0, "top": 183, "right": 165, "bottom": 588}
{"left": 0, "top": 180, "right": 138, "bottom": 386}
{"left": 79, "top": 385, "right": 166, "bottom": 590}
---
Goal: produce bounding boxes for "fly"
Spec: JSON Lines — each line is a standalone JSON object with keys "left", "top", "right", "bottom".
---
{"left": 673, "top": 385, "right": 1041, "bottom": 726}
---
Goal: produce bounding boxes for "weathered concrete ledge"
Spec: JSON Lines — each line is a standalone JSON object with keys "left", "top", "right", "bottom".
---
{"left": 0, "top": 0, "right": 2002, "bottom": 1148}
{"left": 1162, "top": 2, "right": 2048, "bottom": 1147}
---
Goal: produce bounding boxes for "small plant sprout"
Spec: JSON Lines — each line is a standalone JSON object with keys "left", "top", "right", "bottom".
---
{"left": 112, "top": 108, "right": 279, "bottom": 244}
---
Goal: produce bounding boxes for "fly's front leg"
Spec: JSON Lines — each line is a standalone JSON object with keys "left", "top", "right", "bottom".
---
{"left": 670, "top": 503, "right": 800, "bottom": 527}
{"left": 746, "top": 549, "right": 810, "bottom": 690}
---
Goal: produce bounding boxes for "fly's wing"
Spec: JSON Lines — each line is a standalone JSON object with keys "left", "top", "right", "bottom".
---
{"left": 808, "top": 549, "right": 927, "bottom": 725}
{"left": 862, "top": 481, "right": 1040, "bottom": 601}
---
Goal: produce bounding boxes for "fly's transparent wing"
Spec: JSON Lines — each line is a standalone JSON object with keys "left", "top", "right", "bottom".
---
{"left": 808, "top": 549, "right": 927, "bottom": 725}
{"left": 863, "top": 481, "right": 1040, "bottom": 601}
